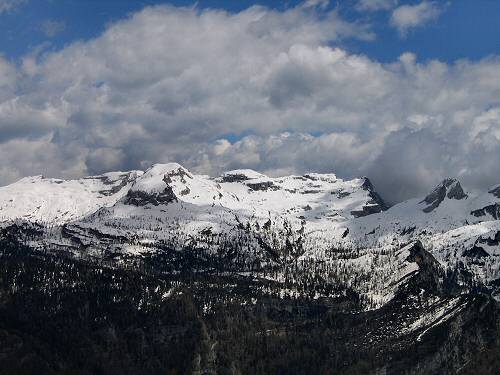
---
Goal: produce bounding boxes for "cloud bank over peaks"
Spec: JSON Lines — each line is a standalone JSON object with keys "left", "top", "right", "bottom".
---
{"left": 0, "top": 2, "right": 499, "bottom": 203}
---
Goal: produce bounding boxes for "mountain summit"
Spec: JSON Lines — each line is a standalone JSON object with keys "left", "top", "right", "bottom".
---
{"left": 420, "top": 178, "right": 468, "bottom": 213}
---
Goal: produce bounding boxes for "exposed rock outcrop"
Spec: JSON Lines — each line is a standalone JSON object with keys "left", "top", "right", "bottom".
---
{"left": 420, "top": 178, "right": 467, "bottom": 213}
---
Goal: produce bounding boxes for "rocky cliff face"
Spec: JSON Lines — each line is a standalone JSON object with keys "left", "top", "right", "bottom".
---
{"left": 420, "top": 178, "right": 468, "bottom": 213}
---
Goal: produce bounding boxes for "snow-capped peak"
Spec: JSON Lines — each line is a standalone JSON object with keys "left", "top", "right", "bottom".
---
{"left": 129, "top": 163, "right": 191, "bottom": 194}
{"left": 124, "top": 162, "right": 242, "bottom": 208}
{"left": 420, "top": 178, "right": 467, "bottom": 213}
{"left": 489, "top": 184, "right": 500, "bottom": 198}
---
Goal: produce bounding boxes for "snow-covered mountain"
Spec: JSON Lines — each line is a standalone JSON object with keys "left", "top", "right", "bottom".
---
{"left": 1, "top": 163, "right": 499, "bottom": 309}
{"left": 0, "top": 171, "right": 141, "bottom": 224}
{"left": 0, "top": 163, "right": 384, "bottom": 225}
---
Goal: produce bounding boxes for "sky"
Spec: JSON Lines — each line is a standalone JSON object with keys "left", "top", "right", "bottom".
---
{"left": 0, "top": 0, "right": 500, "bottom": 203}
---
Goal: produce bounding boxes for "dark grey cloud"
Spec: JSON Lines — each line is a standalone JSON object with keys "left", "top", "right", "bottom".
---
{"left": 0, "top": 3, "right": 499, "bottom": 203}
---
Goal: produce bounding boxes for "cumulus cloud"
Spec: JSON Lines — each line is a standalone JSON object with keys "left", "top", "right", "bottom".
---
{"left": 390, "top": 1, "right": 445, "bottom": 36}
{"left": 1, "top": 2, "right": 500, "bottom": 203}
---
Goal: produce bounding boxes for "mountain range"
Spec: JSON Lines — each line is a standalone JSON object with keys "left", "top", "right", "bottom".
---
{"left": 0, "top": 163, "right": 499, "bottom": 374}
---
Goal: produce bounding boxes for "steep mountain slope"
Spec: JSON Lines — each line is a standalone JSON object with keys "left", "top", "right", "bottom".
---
{"left": 346, "top": 178, "right": 500, "bottom": 296}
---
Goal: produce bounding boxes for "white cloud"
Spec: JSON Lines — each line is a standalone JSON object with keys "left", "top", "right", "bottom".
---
{"left": 0, "top": 0, "right": 27, "bottom": 14}
{"left": 0, "top": 56, "right": 17, "bottom": 101}
{"left": 1, "top": 3, "right": 500, "bottom": 202}
{"left": 302, "top": 0, "right": 330, "bottom": 9}
{"left": 390, "top": 1, "right": 445, "bottom": 36}
{"left": 356, "top": 0, "right": 397, "bottom": 12}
